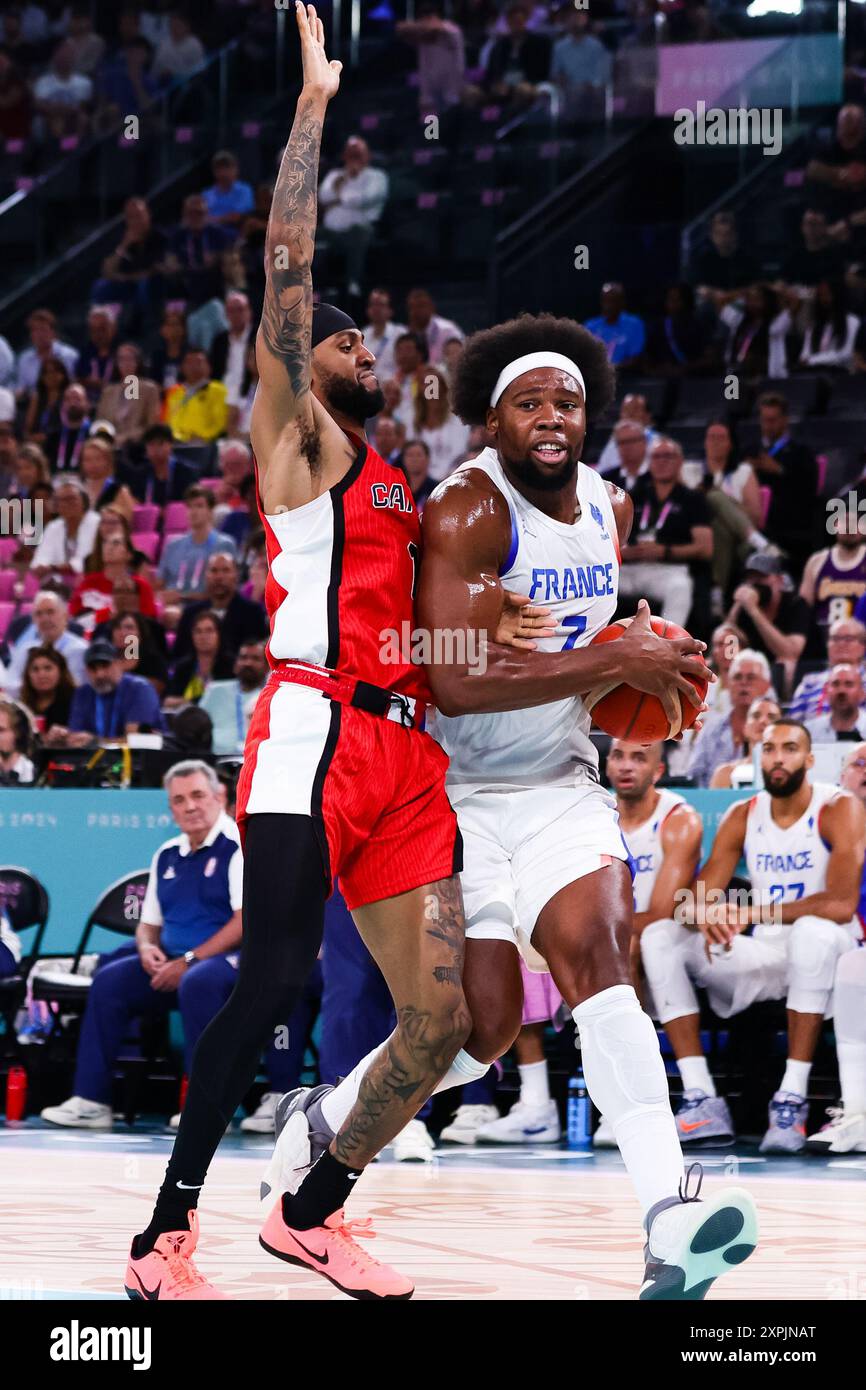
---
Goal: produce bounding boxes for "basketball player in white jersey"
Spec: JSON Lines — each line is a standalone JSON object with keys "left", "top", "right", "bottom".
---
{"left": 266, "top": 314, "right": 760, "bottom": 1300}
{"left": 595, "top": 740, "right": 707, "bottom": 1146}
{"left": 641, "top": 719, "right": 865, "bottom": 1154}
{"left": 807, "top": 742, "right": 866, "bottom": 1153}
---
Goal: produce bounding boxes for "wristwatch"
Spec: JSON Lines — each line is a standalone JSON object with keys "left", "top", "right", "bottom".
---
{"left": 183, "top": 950, "right": 199, "bottom": 967}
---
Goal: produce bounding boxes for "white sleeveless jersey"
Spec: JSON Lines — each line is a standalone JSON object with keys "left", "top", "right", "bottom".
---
{"left": 428, "top": 448, "right": 620, "bottom": 797}
{"left": 622, "top": 789, "right": 686, "bottom": 913}
{"left": 745, "top": 781, "right": 842, "bottom": 908}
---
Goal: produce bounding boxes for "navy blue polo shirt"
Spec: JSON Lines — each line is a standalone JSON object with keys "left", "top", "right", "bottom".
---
{"left": 141, "top": 813, "right": 243, "bottom": 956}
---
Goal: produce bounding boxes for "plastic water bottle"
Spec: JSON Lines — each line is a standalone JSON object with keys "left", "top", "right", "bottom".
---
{"left": 566, "top": 1068, "right": 591, "bottom": 1150}
{"left": 5, "top": 1065, "right": 27, "bottom": 1122}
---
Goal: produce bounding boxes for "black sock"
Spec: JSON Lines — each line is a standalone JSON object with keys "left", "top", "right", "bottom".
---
{"left": 282, "top": 1150, "right": 363, "bottom": 1230}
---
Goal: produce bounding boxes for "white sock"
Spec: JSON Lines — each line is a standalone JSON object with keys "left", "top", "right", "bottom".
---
{"left": 780, "top": 1059, "right": 811, "bottom": 1098}
{"left": 678, "top": 1055, "right": 717, "bottom": 1097}
{"left": 320, "top": 1043, "right": 489, "bottom": 1134}
{"left": 837, "top": 1041, "right": 866, "bottom": 1115}
{"left": 518, "top": 1060, "right": 550, "bottom": 1108}
{"left": 573, "top": 985, "right": 684, "bottom": 1217}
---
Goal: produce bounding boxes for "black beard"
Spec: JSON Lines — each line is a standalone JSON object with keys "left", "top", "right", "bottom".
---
{"left": 319, "top": 370, "right": 384, "bottom": 425}
{"left": 505, "top": 450, "right": 579, "bottom": 493}
{"left": 764, "top": 764, "right": 808, "bottom": 799}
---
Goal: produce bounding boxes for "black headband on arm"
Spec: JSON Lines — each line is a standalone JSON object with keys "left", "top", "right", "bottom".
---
{"left": 311, "top": 302, "right": 358, "bottom": 349}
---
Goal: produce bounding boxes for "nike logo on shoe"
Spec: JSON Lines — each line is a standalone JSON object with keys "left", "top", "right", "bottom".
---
{"left": 176, "top": 1181, "right": 202, "bottom": 1190}
{"left": 130, "top": 1268, "right": 161, "bottom": 1300}
{"left": 289, "top": 1233, "right": 329, "bottom": 1266}
{"left": 523, "top": 1126, "right": 550, "bottom": 1135}
{"left": 680, "top": 1120, "right": 711, "bottom": 1133}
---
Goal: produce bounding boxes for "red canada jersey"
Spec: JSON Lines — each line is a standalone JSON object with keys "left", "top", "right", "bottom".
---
{"left": 254, "top": 435, "right": 431, "bottom": 704}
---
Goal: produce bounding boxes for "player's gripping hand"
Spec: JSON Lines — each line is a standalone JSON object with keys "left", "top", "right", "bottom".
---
{"left": 496, "top": 590, "right": 557, "bottom": 650}
{"left": 617, "top": 600, "right": 715, "bottom": 731}
{"left": 296, "top": 2, "right": 342, "bottom": 99}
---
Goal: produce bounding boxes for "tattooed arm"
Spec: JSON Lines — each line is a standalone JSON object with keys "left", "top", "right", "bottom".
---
{"left": 251, "top": 3, "right": 350, "bottom": 507}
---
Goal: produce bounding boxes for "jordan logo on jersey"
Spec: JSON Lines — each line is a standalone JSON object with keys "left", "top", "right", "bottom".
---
{"left": 371, "top": 481, "right": 412, "bottom": 513}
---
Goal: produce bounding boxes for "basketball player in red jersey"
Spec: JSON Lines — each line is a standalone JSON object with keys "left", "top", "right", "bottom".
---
{"left": 123, "top": 4, "right": 494, "bottom": 1302}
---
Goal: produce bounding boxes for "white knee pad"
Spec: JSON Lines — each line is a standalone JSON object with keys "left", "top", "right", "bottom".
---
{"left": 575, "top": 984, "right": 669, "bottom": 1115}
{"left": 788, "top": 916, "right": 849, "bottom": 1016}
{"left": 640, "top": 918, "right": 701, "bottom": 1025}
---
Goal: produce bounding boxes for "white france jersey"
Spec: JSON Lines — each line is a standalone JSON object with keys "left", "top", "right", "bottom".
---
{"left": 428, "top": 447, "right": 620, "bottom": 797}
{"left": 745, "top": 781, "right": 847, "bottom": 912}
{"left": 622, "top": 789, "right": 686, "bottom": 913}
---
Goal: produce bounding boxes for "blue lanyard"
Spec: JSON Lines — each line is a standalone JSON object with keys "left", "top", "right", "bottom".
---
{"left": 765, "top": 434, "right": 790, "bottom": 458}
{"left": 94, "top": 692, "right": 115, "bottom": 738}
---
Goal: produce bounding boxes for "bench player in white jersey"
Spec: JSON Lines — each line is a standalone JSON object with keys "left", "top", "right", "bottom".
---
{"left": 593, "top": 740, "right": 706, "bottom": 1146}
{"left": 265, "top": 314, "right": 760, "bottom": 1300}
{"left": 807, "top": 743, "right": 866, "bottom": 1153}
{"left": 641, "top": 719, "right": 866, "bottom": 1154}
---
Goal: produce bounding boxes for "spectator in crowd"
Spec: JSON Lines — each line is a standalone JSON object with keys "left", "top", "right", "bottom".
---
{"left": 32, "top": 37, "right": 92, "bottom": 142}
{"left": 225, "top": 343, "right": 258, "bottom": 439}
{"left": 9, "top": 442, "right": 50, "bottom": 499}
{"left": 413, "top": 366, "right": 470, "bottom": 482}
{"left": 95, "top": 33, "right": 157, "bottom": 127}
{"left": 79, "top": 437, "right": 136, "bottom": 522}
{"left": 603, "top": 419, "right": 649, "bottom": 493}
{"left": 798, "top": 279, "right": 861, "bottom": 370}
{"left": 75, "top": 306, "right": 119, "bottom": 405}
{"left": 709, "top": 695, "right": 783, "bottom": 788}
{"left": 440, "top": 335, "right": 464, "bottom": 389}
{"left": 0, "top": 45, "right": 32, "bottom": 141}
{"left": 388, "top": 331, "right": 429, "bottom": 432}
{"left": 40, "top": 761, "right": 243, "bottom": 1131}
{"left": 106, "top": 610, "right": 168, "bottom": 696}
{"left": 199, "top": 639, "right": 268, "bottom": 755}
{"left": 0, "top": 420, "right": 19, "bottom": 494}
{"left": 372, "top": 414, "right": 405, "bottom": 465}
{"left": 399, "top": 438, "right": 436, "bottom": 510}
{"left": 748, "top": 392, "right": 819, "bottom": 574}
{"left": 396, "top": 0, "right": 466, "bottom": 114}
{"left": 94, "top": 197, "right": 166, "bottom": 317}
{"left": 317, "top": 137, "right": 389, "bottom": 300}
{"left": 164, "top": 609, "right": 235, "bottom": 707}
{"left": 800, "top": 511, "right": 866, "bottom": 660}
{"left": 124, "top": 422, "right": 198, "bottom": 505}
{"left": 405, "top": 288, "right": 464, "bottom": 366}
{"left": 212, "top": 439, "right": 253, "bottom": 515}
{"left": 0, "top": 698, "right": 35, "bottom": 784}
{"left": 163, "top": 349, "right": 228, "bottom": 443}
{"left": 44, "top": 382, "right": 91, "bottom": 471}
{"left": 15, "top": 308, "right": 78, "bottom": 395}
{"left": 692, "top": 210, "right": 759, "bottom": 293}
{"left": 806, "top": 665, "right": 866, "bottom": 743}
{"left": 698, "top": 418, "right": 764, "bottom": 605}
{"left": 157, "top": 486, "right": 237, "bottom": 603}
{"left": 95, "top": 342, "right": 161, "bottom": 451}
{"left": 550, "top": 7, "right": 611, "bottom": 119}
{"left": 161, "top": 193, "right": 229, "bottom": 307}
{"left": 0, "top": 7, "right": 41, "bottom": 65}
{"left": 51, "top": 638, "right": 164, "bottom": 746}
{"left": 152, "top": 7, "right": 206, "bottom": 81}
{"left": 703, "top": 622, "right": 741, "bottom": 718}
{"left": 18, "top": 644, "right": 75, "bottom": 739}
{"left": 362, "top": 288, "right": 406, "bottom": 384}
{"left": 584, "top": 282, "right": 646, "bottom": 369}
{"left": 31, "top": 478, "right": 99, "bottom": 580}
{"left": 221, "top": 474, "right": 260, "bottom": 555}
{"left": 69, "top": 530, "right": 158, "bottom": 636}
{"left": 643, "top": 283, "right": 713, "bottom": 377}
{"left": 719, "top": 283, "right": 793, "bottom": 380}
{"left": 805, "top": 104, "right": 866, "bottom": 221}
{"left": 790, "top": 616, "right": 866, "bottom": 721}
{"left": 724, "top": 551, "right": 809, "bottom": 679}
{"left": 595, "top": 391, "right": 658, "bottom": 474}
{"left": 172, "top": 552, "right": 267, "bottom": 665}
{"left": 618, "top": 437, "right": 713, "bottom": 627}
{"left": 203, "top": 150, "right": 254, "bottom": 238}
{"left": 209, "top": 292, "right": 254, "bottom": 401}
{"left": 3, "top": 591, "right": 88, "bottom": 696}
{"left": 67, "top": 4, "right": 106, "bottom": 76}
{"left": 781, "top": 209, "right": 849, "bottom": 289}
{"left": 23, "top": 356, "right": 70, "bottom": 445}
{"left": 687, "top": 647, "right": 774, "bottom": 787}
{"left": 240, "top": 545, "right": 267, "bottom": 608}
{"left": 149, "top": 307, "right": 189, "bottom": 391}
{"left": 472, "top": 0, "right": 551, "bottom": 108}
{"left": 88, "top": 509, "right": 149, "bottom": 587}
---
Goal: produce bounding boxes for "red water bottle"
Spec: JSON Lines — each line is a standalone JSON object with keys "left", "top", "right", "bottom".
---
{"left": 6, "top": 1065, "right": 27, "bottom": 1122}
{"left": 178, "top": 1073, "right": 188, "bottom": 1112}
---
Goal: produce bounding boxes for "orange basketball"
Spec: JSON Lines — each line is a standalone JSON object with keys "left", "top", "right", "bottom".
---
{"left": 585, "top": 616, "right": 708, "bottom": 741}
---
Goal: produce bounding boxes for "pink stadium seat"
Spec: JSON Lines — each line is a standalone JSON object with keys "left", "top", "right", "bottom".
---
{"left": 0, "top": 602, "right": 14, "bottom": 640}
{"left": 0, "top": 573, "right": 16, "bottom": 601}
{"left": 0, "top": 538, "right": 18, "bottom": 562}
{"left": 132, "top": 504, "right": 161, "bottom": 532}
{"left": 132, "top": 531, "right": 160, "bottom": 562}
{"left": 163, "top": 501, "right": 189, "bottom": 532}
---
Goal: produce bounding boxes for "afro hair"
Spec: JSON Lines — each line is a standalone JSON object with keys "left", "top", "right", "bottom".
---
{"left": 452, "top": 313, "right": 617, "bottom": 427}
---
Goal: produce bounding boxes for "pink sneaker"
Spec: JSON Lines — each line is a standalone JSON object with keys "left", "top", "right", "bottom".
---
{"left": 259, "top": 1200, "right": 414, "bottom": 1300}
{"left": 124, "top": 1211, "right": 227, "bottom": 1300}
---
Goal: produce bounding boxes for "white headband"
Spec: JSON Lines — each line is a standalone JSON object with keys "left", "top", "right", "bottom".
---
{"left": 490, "top": 351, "right": 586, "bottom": 408}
